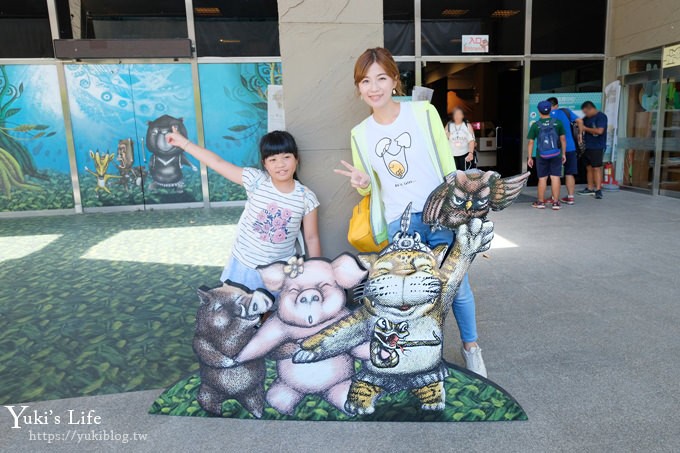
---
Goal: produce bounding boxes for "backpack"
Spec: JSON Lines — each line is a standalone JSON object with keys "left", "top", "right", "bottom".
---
{"left": 536, "top": 119, "right": 561, "bottom": 158}
{"left": 560, "top": 108, "right": 585, "bottom": 153}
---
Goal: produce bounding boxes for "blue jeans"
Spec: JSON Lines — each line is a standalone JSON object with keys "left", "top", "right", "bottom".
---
{"left": 387, "top": 213, "right": 478, "bottom": 343}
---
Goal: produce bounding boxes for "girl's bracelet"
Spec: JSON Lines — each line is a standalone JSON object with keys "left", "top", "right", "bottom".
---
{"left": 181, "top": 139, "right": 191, "bottom": 150}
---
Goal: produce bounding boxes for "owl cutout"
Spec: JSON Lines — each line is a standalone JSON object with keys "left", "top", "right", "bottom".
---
{"left": 375, "top": 132, "right": 411, "bottom": 179}
{"left": 423, "top": 169, "right": 530, "bottom": 230}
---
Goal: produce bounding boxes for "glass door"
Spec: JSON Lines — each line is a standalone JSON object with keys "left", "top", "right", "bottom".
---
{"left": 64, "top": 62, "right": 201, "bottom": 209}
{"left": 618, "top": 79, "right": 659, "bottom": 192}
{"left": 198, "top": 62, "right": 282, "bottom": 204}
{"left": 659, "top": 77, "right": 680, "bottom": 196}
{"left": 128, "top": 63, "right": 200, "bottom": 206}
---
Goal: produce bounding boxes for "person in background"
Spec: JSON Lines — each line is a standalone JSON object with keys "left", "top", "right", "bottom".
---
{"left": 527, "top": 100, "right": 567, "bottom": 210}
{"left": 334, "top": 47, "right": 487, "bottom": 377}
{"left": 445, "top": 107, "right": 476, "bottom": 170}
{"left": 547, "top": 97, "right": 584, "bottom": 205}
{"left": 578, "top": 101, "right": 608, "bottom": 199}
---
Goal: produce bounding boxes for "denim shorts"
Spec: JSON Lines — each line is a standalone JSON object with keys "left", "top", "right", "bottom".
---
{"left": 220, "top": 255, "right": 266, "bottom": 291}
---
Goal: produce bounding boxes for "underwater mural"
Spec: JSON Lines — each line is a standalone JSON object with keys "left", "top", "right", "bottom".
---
{"left": 198, "top": 62, "right": 282, "bottom": 203}
{"left": 0, "top": 65, "right": 74, "bottom": 212}
{"left": 150, "top": 170, "right": 530, "bottom": 423}
{"left": 64, "top": 63, "right": 201, "bottom": 208}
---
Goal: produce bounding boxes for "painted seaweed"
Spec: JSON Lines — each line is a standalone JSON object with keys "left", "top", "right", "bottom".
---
{"left": 149, "top": 360, "right": 527, "bottom": 422}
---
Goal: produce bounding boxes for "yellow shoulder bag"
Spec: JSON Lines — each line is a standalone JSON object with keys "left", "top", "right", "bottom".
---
{"left": 347, "top": 195, "right": 388, "bottom": 253}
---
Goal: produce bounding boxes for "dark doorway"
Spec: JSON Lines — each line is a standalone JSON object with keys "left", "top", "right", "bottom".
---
{"left": 424, "top": 61, "right": 524, "bottom": 178}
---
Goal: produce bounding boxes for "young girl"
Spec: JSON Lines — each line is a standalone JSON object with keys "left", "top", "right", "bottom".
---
{"left": 334, "top": 47, "right": 487, "bottom": 377}
{"left": 166, "top": 128, "right": 321, "bottom": 290}
{"left": 446, "top": 107, "right": 477, "bottom": 170}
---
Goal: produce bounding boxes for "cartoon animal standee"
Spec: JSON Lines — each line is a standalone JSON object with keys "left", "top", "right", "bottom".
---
{"left": 376, "top": 132, "right": 411, "bottom": 178}
{"left": 115, "top": 138, "right": 145, "bottom": 191}
{"left": 422, "top": 169, "right": 530, "bottom": 229}
{"left": 146, "top": 115, "right": 197, "bottom": 192}
{"left": 220, "top": 255, "right": 367, "bottom": 415}
{"left": 84, "top": 150, "right": 120, "bottom": 195}
{"left": 193, "top": 282, "right": 274, "bottom": 417}
{"left": 293, "top": 204, "right": 494, "bottom": 415}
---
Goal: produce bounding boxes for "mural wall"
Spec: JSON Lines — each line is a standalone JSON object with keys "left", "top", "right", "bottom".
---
{"left": 1, "top": 61, "right": 283, "bottom": 213}
{"left": 64, "top": 63, "right": 201, "bottom": 208}
{"left": 0, "top": 65, "right": 74, "bottom": 212}
{"left": 198, "top": 62, "right": 282, "bottom": 202}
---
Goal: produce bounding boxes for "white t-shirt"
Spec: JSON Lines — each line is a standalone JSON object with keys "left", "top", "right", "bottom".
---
{"left": 447, "top": 122, "right": 475, "bottom": 157}
{"left": 366, "top": 102, "right": 441, "bottom": 223}
{"left": 230, "top": 167, "right": 319, "bottom": 268}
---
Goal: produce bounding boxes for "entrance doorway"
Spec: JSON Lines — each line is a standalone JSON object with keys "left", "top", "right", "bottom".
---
{"left": 423, "top": 61, "right": 524, "bottom": 177}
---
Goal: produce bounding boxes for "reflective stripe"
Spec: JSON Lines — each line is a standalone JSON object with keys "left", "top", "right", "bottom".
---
{"left": 424, "top": 111, "right": 445, "bottom": 182}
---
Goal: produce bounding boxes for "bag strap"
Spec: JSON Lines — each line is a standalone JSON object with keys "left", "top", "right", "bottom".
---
{"left": 561, "top": 108, "right": 574, "bottom": 124}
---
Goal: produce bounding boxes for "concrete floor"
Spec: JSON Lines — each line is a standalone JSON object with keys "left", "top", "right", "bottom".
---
{"left": 2, "top": 187, "right": 680, "bottom": 452}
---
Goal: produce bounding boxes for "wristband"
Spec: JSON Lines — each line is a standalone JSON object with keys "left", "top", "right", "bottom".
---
{"left": 181, "top": 139, "right": 190, "bottom": 150}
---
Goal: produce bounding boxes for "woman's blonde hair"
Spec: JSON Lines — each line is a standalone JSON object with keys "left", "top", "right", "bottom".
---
{"left": 353, "top": 47, "right": 404, "bottom": 96}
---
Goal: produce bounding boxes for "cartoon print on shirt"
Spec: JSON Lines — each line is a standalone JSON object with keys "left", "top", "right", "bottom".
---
{"left": 253, "top": 202, "right": 293, "bottom": 244}
{"left": 375, "top": 132, "right": 412, "bottom": 179}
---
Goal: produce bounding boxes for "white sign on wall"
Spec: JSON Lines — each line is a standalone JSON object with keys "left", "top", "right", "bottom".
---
{"left": 412, "top": 86, "right": 434, "bottom": 102}
{"left": 662, "top": 43, "right": 680, "bottom": 69}
{"left": 462, "top": 35, "right": 489, "bottom": 53}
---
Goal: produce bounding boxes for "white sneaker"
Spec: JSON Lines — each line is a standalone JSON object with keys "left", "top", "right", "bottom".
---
{"left": 462, "top": 346, "right": 487, "bottom": 378}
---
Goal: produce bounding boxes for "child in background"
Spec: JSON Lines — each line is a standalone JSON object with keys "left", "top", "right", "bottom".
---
{"left": 527, "top": 100, "right": 567, "bottom": 210}
{"left": 166, "top": 128, "right": 321, "bottom": 290}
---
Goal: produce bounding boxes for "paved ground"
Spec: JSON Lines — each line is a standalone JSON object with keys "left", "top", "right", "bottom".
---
{"left": 2, "top": 187, "right": 680, "bottom": 452}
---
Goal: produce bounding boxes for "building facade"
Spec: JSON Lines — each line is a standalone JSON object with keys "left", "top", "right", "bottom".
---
{"left": 609, "top": 0, "right": 680, "bottom": 196}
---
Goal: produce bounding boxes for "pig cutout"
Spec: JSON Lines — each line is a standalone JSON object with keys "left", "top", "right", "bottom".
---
{"left": 229, "top": 254, "right": 367, "bottom": 415}
{"left": 193, "top": 281, "right": 274, "bottom": 417}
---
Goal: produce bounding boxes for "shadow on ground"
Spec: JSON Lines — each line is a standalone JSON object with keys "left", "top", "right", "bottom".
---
{"left": 0, "top": 208, "right": 242, "bottom": 404}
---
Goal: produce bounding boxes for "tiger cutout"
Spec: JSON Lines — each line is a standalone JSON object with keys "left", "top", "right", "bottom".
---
{"left": 293, "top": 204, "right": 494, "bottom": 415}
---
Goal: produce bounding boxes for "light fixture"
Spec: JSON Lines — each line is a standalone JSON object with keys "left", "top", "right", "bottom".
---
{"left": 219, "top": 39, "right": 241, "bottom": 44}
{"left": 442, "top": 9, "right": 469, "bottom": 17}
{"left": 194, "top": 7, "right": 222, "bottom": 16}
{"left": 491, "top": 9, "right": 520, "bottom": 18}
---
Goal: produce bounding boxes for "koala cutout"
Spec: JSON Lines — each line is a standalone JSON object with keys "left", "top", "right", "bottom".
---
{"left": 193, "top": 281, "right": 274, "bottom": 417}
{"left": 375, "top": 132, "right": 411, "bottom": 179}
{"left": 230, "top": 255, "right": 367, "bottom": 415}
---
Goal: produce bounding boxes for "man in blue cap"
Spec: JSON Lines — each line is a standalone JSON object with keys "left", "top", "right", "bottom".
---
{"left": 527, "top": 100, "right": 567, "bottom": 210}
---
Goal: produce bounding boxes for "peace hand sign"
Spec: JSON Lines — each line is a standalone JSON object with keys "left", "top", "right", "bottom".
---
{"left": 334, "top": 160, "right": 370, "bottom": 189}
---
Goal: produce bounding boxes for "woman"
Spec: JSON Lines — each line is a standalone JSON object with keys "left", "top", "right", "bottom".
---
{"left": 334, "top": 47, "right": 487, "bottom": 377}
{"left": 446, "top": 107, "right": 476, "bottom": 170}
